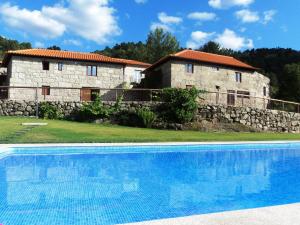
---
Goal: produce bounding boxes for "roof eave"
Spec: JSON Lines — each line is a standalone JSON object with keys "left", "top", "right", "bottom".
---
{"left": 2, "top": 52, "right": 151, "bottom": 68}
{"left": 144, "top": 55, "right": 258, "bottom": 73}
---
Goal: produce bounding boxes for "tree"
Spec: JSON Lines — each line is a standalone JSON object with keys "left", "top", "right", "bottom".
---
{"left": 95, "top": 42, "right": 147, "bottom": 62}
{"left": 145, "top": 28, "right": 180, "bottom": 63}
{"left": 282, "top": 63, "right": 300, "bottom": 101}
{"left": 47, "top": 45, "right": 61, "bottom": 50}
{"left": 198, "top": 41, "right": 237, "bottom": 57}
{"left": 0, "top": 36, "right": 31, "bottom": 59}
{"left": 198, "top": 41, "right": 222, "bottom": 54}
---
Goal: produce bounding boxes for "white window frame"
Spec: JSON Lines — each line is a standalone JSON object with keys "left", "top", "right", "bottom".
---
{"left": 185, "top": 63, "right": 194, "bottom": 74}
{"left": 235, "top": 72, "right": 242, "bottom": 83}
{"left": 58, "top": 62, "right": 63, "bottom": 71}
{"left": 87, "top": 65, "right": 97, "bottom": 76}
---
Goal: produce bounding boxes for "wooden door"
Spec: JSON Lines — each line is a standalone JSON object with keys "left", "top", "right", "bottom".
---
{"left": 227, "top": 90, "right": 235, "bottom": 106}
{"left": 80, "top": 88, "right": 91, "bottom": 101}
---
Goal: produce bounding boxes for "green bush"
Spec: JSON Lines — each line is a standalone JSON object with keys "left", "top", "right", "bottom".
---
{"left": 76, "top": 94, "right": 123, "bottom": 122}
{"left": 136, "top": 107, "right": 157, "bottom": 128}
{"left": 158, "top": 87, "right": 203, "bottom": 123}
{"left": 39, "top": 102, "right": 63, "bottom": 120}
{"left": 116, "top": 110, "right": 140, "bottom": 127}
{"left": 116, "top": 107, "right": 156, "bottom": 128}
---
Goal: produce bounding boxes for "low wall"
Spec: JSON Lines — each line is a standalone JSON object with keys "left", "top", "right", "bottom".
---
{"left": 0, "top": 100, "right": 300, "bottom": 133}
{"left": 0, "top": 100, "right": 154, "bottom": 117}
{"left": 198, "top": 105, "right": 300, "bottom": 133}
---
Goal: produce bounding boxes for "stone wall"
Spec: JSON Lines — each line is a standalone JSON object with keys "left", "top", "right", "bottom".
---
{"left": 144, "top": 59, "right": 270, "bottom": 109}
{"left": 6, "top": 56, "right": 147, "bottom": 101}
{"left": 1, "top": 100, "right": 300, "bottom": 133}
{"left": 0, "top": 100, "right": 154, "bottom": 117}
{"left": 197, "top": 105, "right": 300, "bottom": 133}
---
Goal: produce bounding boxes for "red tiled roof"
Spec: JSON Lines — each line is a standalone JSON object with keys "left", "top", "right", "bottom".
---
{"left": 145, "top": 49, "right": 257, "bottom": 72}
{"left": 2, "top": 49, "right": 150, "bottom": 67}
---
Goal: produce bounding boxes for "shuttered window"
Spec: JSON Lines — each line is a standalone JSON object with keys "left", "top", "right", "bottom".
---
{"left": 42, "top": 86, "right": 50, "bottom": 95}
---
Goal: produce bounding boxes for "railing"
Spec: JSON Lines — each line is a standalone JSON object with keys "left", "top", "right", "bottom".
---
{"left": 1, "top": 86, "right": 300, "bottom": 113}
{"left": 201, "top": 91, "right": 300, "bottom": 113}
{"left": 0, "top": 86, "right": 163, "bottom": 102}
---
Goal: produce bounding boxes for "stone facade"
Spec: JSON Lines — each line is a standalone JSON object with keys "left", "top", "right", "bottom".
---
{"left": 1, "top": 100, "right": 300, "bottom": 133}
{"left": 4, "top": 56, "right": 147, "bottom": 101}
{"left": 144, "top": 59, "right": 270, "bottom": 109}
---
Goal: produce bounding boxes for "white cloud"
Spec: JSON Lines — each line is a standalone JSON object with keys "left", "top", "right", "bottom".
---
{"left": 151, "top": 12, "right": 182, "bottom": 32}
{"left": 235, "top": 9, "right": 259, "bottom": 23}
{"left": 34, "top": 41, "right": 45, "bottom": 48}
{"left": 186, "top": 31, "right": 216, "bottom": 49}
{"left": 0, "top": 0, "right": 121, "bottom": 44}
{"left": 280, "top": 25, "right": 288, "bottom": 33}
{"left": 63, "top": 39, "right": 82, "bottom": 46}
{"left": 240, "top": 27, "right": 247, "bottom": 32}
{"left": 209, "top": 0, "right": 254, "bottom": 9}
{"left": 158, "top": 12, "right": 182, "bottom": 24}
{"left": 215, "top": 28, "right": 253, "bottom": 50}
{"left": 150, "top": 22, "right": 172, "bottom": 32}
{"left": 0, "top": 3, "right": 65, "bottom": 39}
{"left": 263, "top": 10, "right": 277, "bottom": 24}
{"left": 187, "top": 12, "right": 217, "bottom": 21}
{"left": 135, "top": 0, "right": 147, "bottom": 4}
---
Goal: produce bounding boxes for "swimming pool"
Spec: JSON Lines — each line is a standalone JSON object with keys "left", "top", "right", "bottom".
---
{"left": 1, "top": 142, "right": 300, "bottom": 225}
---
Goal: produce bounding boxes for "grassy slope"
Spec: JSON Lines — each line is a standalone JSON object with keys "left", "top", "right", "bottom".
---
{"left": 1, "top": 117, "right": 300, "bottom": 144}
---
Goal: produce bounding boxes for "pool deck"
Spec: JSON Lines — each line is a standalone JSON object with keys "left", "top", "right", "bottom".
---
{"left": 124, "top": 203, "right": 300, "bottom": 225}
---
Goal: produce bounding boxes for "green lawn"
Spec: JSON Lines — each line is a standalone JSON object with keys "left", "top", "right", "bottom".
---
{"left": 1, "top": 116, "right": 300, "bottom": 144}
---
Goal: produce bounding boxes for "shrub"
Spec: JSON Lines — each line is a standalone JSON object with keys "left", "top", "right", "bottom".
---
{"left": 158, "top": 87, "right": 203, "bottom": 123}
{"left": 136, "top": 107, "right": 157, "bottom": 128}
{"left": 116, "top": 107, "right": 156, "bottom": 128}
{"left": 76, "top": 95, "right": 111, "bottom": 121}
{"left": 116, "top": 110, "right": 140, "bottom": 127}
{"left": 39, "top": 102, "right": 63, "bottom": 120}
{"left": 76, "top": 94, "right": 123, "bottom": 122}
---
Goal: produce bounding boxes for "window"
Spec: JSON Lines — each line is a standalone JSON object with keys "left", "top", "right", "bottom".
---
{"left": 186, "top": 85, "right": 194, "bottom": 89}
{"left": 131, "top": 70, "right": 143, "bottom": 83}
{"left": 211, "top": 66, "right": 219, "bottom": 71}
{"left": 263, "top": 86, "right": 267, "bottom": 96}
{"left": 235, "top": 72, "right": 242, "bottom": 83}
{"left": 42, "top": 86, "right": 50, "bottom": 96}
{"left": 42, "top": 61, "right": 49, "bottom": 71}
{"left": 58, "top": 62, "right": 63, "bottom": 71}
{"left": 237, "top": 91, "right": 250, "bottom": 99}
{"left": 185, "top": 64, "right": 194, "bottom": 73}
{"left": 87, "top": 66, "right": 97, "bottom": 76}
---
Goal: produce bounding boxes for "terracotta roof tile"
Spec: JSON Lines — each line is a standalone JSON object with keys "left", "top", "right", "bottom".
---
{"left": 2, "top": 49, "right": 150, "bottom": 67}
{"left": 145, "top": 49, "right": 257, "bottom": 72}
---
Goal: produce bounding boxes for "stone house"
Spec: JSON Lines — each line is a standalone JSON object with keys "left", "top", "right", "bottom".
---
{"left": 143, "top": 50, "right": 270, "bottom": 108}
{"left": 0, "top": 49, "right": 150, "bottom": 101}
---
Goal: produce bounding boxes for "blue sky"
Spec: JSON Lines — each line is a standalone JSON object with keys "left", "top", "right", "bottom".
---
{"left": 0, "top": 0, "right": 299, "bottom": 52}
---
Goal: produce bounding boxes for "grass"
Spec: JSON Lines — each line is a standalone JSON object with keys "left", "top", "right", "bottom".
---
{"left": 1, "top": 116, "right": 300, "bottom": 144}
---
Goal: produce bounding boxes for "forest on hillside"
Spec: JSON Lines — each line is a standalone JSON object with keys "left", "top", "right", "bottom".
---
{"left": 1, "top": 29, "right": 300, "bottom": 102}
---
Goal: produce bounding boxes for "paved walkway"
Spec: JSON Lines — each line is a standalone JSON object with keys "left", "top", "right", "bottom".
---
{"left": 124, "top": 203, "right": 300, "bottom": 225}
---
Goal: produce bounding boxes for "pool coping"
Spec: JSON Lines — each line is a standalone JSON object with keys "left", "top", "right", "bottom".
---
{"left": 0, "top": 140, "right": 300, "bottom": 153}
{"left": 123, "top": 202, "right": 300, "bottom": 225}
{"left": 2, "top": 140, "right": 300, "bottom": 148}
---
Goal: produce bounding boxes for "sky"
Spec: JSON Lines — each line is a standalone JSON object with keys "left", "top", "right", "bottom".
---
{"left": 0, "top": 0, "right": 299, "bottom": 52}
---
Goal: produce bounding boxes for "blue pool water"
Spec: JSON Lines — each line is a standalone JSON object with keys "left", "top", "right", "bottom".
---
{"left": 1, "top": 143, "right": 300, "bottom": 224}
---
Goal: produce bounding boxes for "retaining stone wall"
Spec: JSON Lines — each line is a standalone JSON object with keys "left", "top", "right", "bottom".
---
{"left": 1, "top": 100, "right": 300, "bottom": 133}
{"left": 198, "top": 105, "right": 300, "bottom": 133}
